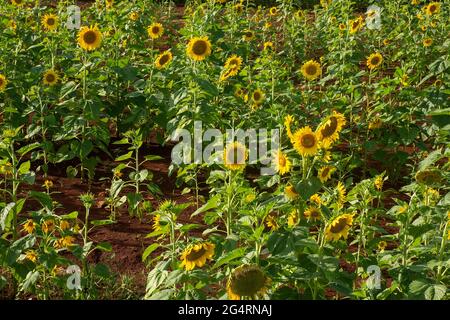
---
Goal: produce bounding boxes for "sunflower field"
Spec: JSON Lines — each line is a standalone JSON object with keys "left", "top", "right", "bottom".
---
{"left": 0, "top": 0, "right": 449, "bottom": 301}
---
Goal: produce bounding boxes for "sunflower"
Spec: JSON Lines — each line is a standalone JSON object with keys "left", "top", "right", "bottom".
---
{"left": 25, "top": 250, "right": 38, "bottom": 263}
{"left": 0, "top": 74, "right": 7, "bottom": 92}
{"left": 349, "top": 17, "right": 364, "bottom": 33}
{"left": 374, "top": 175, "right": 384, "bottom": 191}
{"left": 317, "top": 111, "right": 346, "bottom": 148}
{"left": 285, "top": 184, "right": 299, "bottom": 200}
{"left": 423, "top": 38, "right": 433, "bottom": 47}
{"left": 105, "top": 0, "right": 113, "bottom": 9}
{"left": 310, "top": 193, "right": 322, "bottom": 206}
{"left": 78, "top": 26, "right": 102, "bottom": 51}
{"left": 129, "top": 12, "right": 139, "bottom": 21}
{"left": 336, "top": 181, "right": 347, "bottom": 206}
{"left": 223, "top": 141, "right": 247, "bottom": 171}
{"left": 287, "top": 210, "right": 299, "bottom": 227}
{"left": 265, "top": 215, "right": 279, "bottom": 231}
{"left": 325, "top": 213, "right": 354, "bottom": 241}
{"left": 292, "top": 126, "right": 319, "bottom": 157}
{"left": 43, "top": 70, "right": 59, "bottom": 86}
{"left": 378, "top": 240, "right": 387, "bottom": 252}
{"left": 224, "top": 55, "right": 243, "bottom": 71}
{"left": 383, "top": 39, "right": 390, "bottom": 46}
{"left": 60, "top": 220, "right": 70, "bottom": 231}
{"left": 186, "top": 36, "right": 212, "bottom": 61}
{"left": 227, "top": 265, "right": 269, "bottom": 300}
{"left": 220, "top": 67, "right": 237, "bottom": 81}
{"left": 155, "top": 51, "right": 173, "bottom": 69}
{"left": 425, "top": 2, "right": 440, "bottom": 15}
{"left": 339, "top": 23, "right": 346, "bottom": 31}
{"left": 152, "top": 214, "right": 161, "bottom": 232}
{"left": 269, "top": 7, "right": 278, "bottom": 16}
{"left": 234, "top": 3, "right": 244, "bottom": 13}
{"left": 263, "top": 41, "right": 274, "bottom": 50}
{"left": 251, "top": 89, "right": 264, "bottom": 105}
{"left": 62, "top": 235, "right": 75, "bottom": 247}
{"left": 366, "top": 52, "right": 383, "bottom": 70}
{"left": 22, "top": 219, "right": 36, "bottom": 234}
{"left": 369, "top": 117, "right": 383, "bottom": 130}
{"left": 180, "top": 242, "right": 215, "bottom": 271}
{"left": 273, "top": 150, "right": 291, "bottom": 175}
{"left": 415, "top": 169, "right": 442, "bottom": 186}
{"left": 41, "top": 13, "right": 58, "bottom": 31}
{"left": 304, "top": 206, "right": 322, "bottom": 221}
{"left": 9, "top": 20, "right": 17, "bottom": 31}
{"left": 147, "top": 22, "right": 164, "bottom": 39}
{"left": 11, "top": 0, "right": 24, "bottom": 6}
{"left": 42, "top": 219, "right": 55, "bottom": 233}
{"left": 318, "top": 166, "right": 336, "bottom": 183}
{"left": 300, "top": 60, "right": 322, "bottom": 81}
{"left": 242, "top": 30, "right": 255, "bottom": 41}
{"left": 284, "top": 114, "right": 295, "bottom": 141}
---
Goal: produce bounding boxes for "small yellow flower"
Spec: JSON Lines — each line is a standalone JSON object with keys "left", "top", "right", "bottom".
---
{"left": 310, "top": 194, "right": 322, "bottom": 206}
{"left": 60, "top": 220, "right": 70, "bottom": 231}
{"left": 42, "top": 219, "right": 55, "bottom": 234}
{"left": 285, "top": 184, "right": 299, "bottom": 200}
{"left": 398, "top": 204, "right": 408, "bottom": 214}
{"left": 366, "top": 52, "right": 383, "bottom": 70}
{"left": 147, "top": 22, "right": 164, "bottom": 39}
{"left": 300, "top": 60, "right": 322, "bottom": 81}
{"left": 0, "top": 74, "right": 8, "bottom": 92}
{"left": 423, "top": 38, "right": 433, "bottom": 47}
{"left": 23, "top": 219, "right": 36, "bottom": 234}
{"left": 129, "top": 12, "right": 139, "bottom": 21}
{"left": 378, "top": 241, "right": 387, "bottom": 252}
{"left": 263, "top": 41, "right": 274, "bottom": 51}
{"left": 287, "top": 210, "right": 299, "bottom": 227}
{"left": 374, "top": 175, "right": 384, "bottom": 191}
{"left": 43, "top": 179, "right": 54, "bottom": 189}
{"left": 273, "top": 150, "right": 292, "bottom": 175}
{"left": 265, "top": 215, "right": 279, "bottom": 231}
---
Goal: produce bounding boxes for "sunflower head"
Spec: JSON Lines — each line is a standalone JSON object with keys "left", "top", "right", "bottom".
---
{"left": 325, "top": 213, "right": 354, "bottom": 241}
{"left": 415, "top": 169, "right": 442, "bottom": 186}
{"left": 242, "top": 30, "right": 255, "bottom": 41}
{"left": 300, "top": 60, "right": 322, "bottom": 81}
{"left": 336, "top": 181, "right": 347, "bottom": 206}
{"left": 155, "top": 51, "right": 173, "bottom": 69}
{"left": 251, "top": 89, "right": 264, "bottom": 105}
{"left": 25, "top": 250, "right": 38, "bottom": 263}
{"left": 304, "top": 206, "right": 322, "bottom": 221}
{"left": 11, "top": 0, "right": 24, "bottom": 6}
{"left": 318, "top": 166, "right": 336, "bottom": 183}
{"left": 223, "top": 141, "right": 248, "bottom": 171}
{"left": 224, "top": 55, "right": 243, "bottom": 71}
{"left": 43, "top": 70, "right": 59, "bottom": 86}
{"left": 0, "top": 74, "right": 7, "bottom": 92}
{"left": 423, "top": 38, "right": 433, "bottom": 47}
{"left": 41, "top": 13, "right": 58, "bottom": 31}
{"left": 317, "top": 111, "right": 346, "bottom": 148}
{"left": 273, "top": 150, "right": 291, "bottom": 175}
{"left": 22, "top": 219, "right": 36, "bottom": 234}
{"left": 265, "top": 214, "right": 279, "bottom": 231}
{"left": 147, "top": 22, "right": 164, "bottom": 39}
{"left": 42, "top": 219, "right": 55, "bottom": 233}
{"left": 366, "top": 52, "right": 383, "bottom": 70}
{"left": 292, "top": 126, "right": 319, "bottom": 157}
{"left": 180, "top": 242, "right": 215, "bottom": 271}
{"left": 349, "top": 17, "right": 364, "bottom": 33}
{"left": 425, "top": 2, "right": 440, "bottom": 15}
{"left": 227, "top": 265, "right": 269, "bottom": 300}
{"left": 186, "top": 36, "right": 212, "bottom": 61}
{"left": 129, "top": 12, "right": 139, "bottom": 21}
{"left": 285, "top": 184, "right": 299, "bottom": 200}
{"left": 78, "top": 26, "right": 102, "bottom": 51}
{"left": 269, "top": 7, "right": 278, "bottom": 16}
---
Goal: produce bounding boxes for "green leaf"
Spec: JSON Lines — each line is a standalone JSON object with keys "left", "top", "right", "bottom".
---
{"left": 17, "top": 142, "right": 40, "bottom": 156}
{"left": 18, "top": 161, "right": 30, "bottom": 174}
{"left": 296, "top": 177, "right": 322, "bottom": 200}
{"left": 213, "top": 247, "right": 246, "bottom": 269}
{"left": 191, "top": 195, "right": 220, "bottom": 217}
{"left": 90, "top": 219, "right": 114, "bottom": 226}
{"left": 142, "top": 243, "right": 159, "bottom": 262}
{"left": 95, "top": 242, "right": 112, "bottom": 252}
{"left": 144, "top": 155, "right": 164, "bottom": 161}
{"left": 115, "top": 151, "right": 133, "bottom": 162}
{"left": 424, "top": 285, "right": 447, "bottom": 300}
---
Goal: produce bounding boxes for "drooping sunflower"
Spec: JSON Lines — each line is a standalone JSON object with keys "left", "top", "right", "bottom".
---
{"left": 41, "top": 13, "right": 58, "bottom": 31}
{"left": 425, "top": 2, "right": 440, "bottom": 15}
{"left": 284, "top": 114, "right": 295, "bottom": 141}
{"left": 147, "top": 22, "right": 164, "bottom": 39}
{"left": 152, "top": 214, "right": 161, "bottom": 232}
{"left": 0, "top": 74, "right": 7, "bottom": 92}
{"left": 292, "top": 126, "right": 319, "bottom": 157}
{"left": 22, "top": 219, "right": 36, "bottom": 234}
{"left": 223, "top": 141, "right": 248, "bottom": 171}
{"left": 220, "top": 67, "right": 237, "bottom": 81}
{"left": 227, "top": 265, "right": 269, "bottom": 300}
{"left": 180, "top": 242, "right": 215, "bottom": 271}
{"left": 423, "top": 38, "right": 433, "bottom": 47}
{"left": 42, "top": 219, "right": 55, "bottom": 233}
{"left": 155, "top": 51, "right": 173, "bottom": 69}
{"left": 304, "top": 206, "right": 322, "bottom": 221}
{"left": 318, "top": 166, "right": 336, "bottom": 183}
{"left": 78, "top": 26, "right": 102, "bottom": 51}
{"left": 287, "top": 209, "right": 299, "bottom": 227}
{"left": 251, "top": 89, "right": 264, "bottom": 105}
{"left": 242, "top": 30, "right": 255, "bottom": 41}
{"left": 60, "top": 220, "right": 70, "bottom": 231}
{"left": 265, "top": 214, "right": 279, "bottom": 231}
{"left": 273, "top": 150, "right": 291, "bottom": 175}
{"left": 43, "top": 69, "right": 59, "bottom": 86}
{"left": 25, "top": 250, "right": 38, "bottom": 263}
{"left": 300, "top": 60, "right": 322, "bottom": 81}
{"left": 415, "top": 169, "right": 442, "bottom": 186}
{"left": 366, "top": 52, "right": 383, "bottom": 70}
{"left": 325, "top": 213, "right": 354, "bottom": 241}
{"left": 316, "top": 111, "right": 346, "bottom": 148}
{"left": 285, "top": 184, "right": 299, "bottom": 200}
{"left": 186, "top": 36, "right": 212, "bottom": 61}
{"left": 336, "top": 181, "right": 347, "bottom": 206}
